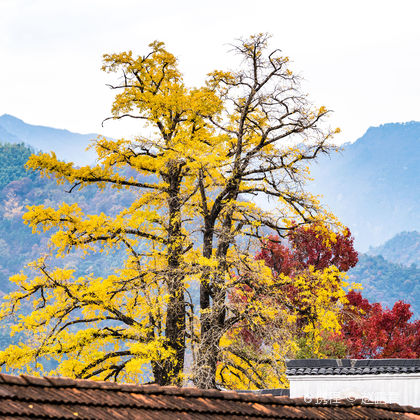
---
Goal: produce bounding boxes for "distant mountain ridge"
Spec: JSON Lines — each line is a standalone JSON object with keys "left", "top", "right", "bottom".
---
{"left": 367, "top": 231, "right": 420, "bottom": 267}
{"left": 1, "top": 115, "right": 419, "bottom": 252}
{"left": 0, "top": 114, "right": 97, "bottom": 165}
{"left": 309, "top": 121, "right": 420, "bottom": 251}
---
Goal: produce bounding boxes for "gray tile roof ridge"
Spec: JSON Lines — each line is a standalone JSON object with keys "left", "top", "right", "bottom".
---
{"left": 286, "top": 358, "right": 420, "bottom": 375}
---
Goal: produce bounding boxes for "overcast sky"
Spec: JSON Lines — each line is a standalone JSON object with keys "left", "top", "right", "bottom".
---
{"left": 1, "top": 0, "right": 419, "bottom": 143}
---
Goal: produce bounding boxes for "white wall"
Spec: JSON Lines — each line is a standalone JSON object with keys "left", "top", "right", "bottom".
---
{"left": 289, "top": 374, "right": 420, "bottom": 408}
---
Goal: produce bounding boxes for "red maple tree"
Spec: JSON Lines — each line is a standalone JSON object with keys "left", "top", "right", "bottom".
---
{"left": 255, "top": 225, "right": 358, "bottom": 320}
{"left": 254, "top": 225, "right": 419, "bottom": 358}
{"left": 232, "top": 225, "right": 358, "bottom": 347}
{"left": 333, "top": 291, "right": 420, "bottom": 358}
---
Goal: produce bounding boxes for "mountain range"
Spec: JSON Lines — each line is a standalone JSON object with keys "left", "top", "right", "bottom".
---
{"left": 2, "top": 114, "right": 419, "bottom": 252}
{"left": 0, "top": 116, "right": 418, "bottom": 356}
{"left": 0, "top": 114, "right": 97, "bottom": 165}
{"left": 367, "top": 230, "right": 420, "bottom": 267}
{"left": 309, "top": 121, "right": 420, "bottom": 251}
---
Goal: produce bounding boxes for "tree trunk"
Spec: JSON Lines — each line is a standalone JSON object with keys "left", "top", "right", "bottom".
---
{"left": 196, "top": 213, "right": 232, "bottom": 388}
{"left": 154, "top": 164, "right": 186, "bottom": 385}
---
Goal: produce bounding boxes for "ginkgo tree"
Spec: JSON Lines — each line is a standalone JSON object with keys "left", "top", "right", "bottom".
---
{"left": 0, "top": 34, "right": 349, "bottom": 389}
{"left": 1, "top": 41, "right": 221, "bottom": 386}
{"left": 190, "top": 34, "right": 350, "bottom": 389}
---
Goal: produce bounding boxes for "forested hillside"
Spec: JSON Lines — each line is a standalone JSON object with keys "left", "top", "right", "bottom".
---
{"left": 0, "top": 143, "right": 37, "bottom": 190}
{"left": 0, "top": 142, "right": 133, "bottom": 294}
{"left": 348, "top": 253, "right": 420, "bottom": 317}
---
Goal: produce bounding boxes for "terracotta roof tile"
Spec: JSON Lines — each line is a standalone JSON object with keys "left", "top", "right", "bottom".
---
{"left": 0, "top": 373, "right": 417, "bottom": 419}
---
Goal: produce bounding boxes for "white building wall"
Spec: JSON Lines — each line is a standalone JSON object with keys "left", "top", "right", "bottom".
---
{"left": 289, "top": 374, "right": 420, "bottom": 407}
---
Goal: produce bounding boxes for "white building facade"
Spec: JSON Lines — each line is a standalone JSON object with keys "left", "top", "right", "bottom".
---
{"left": 287, "top": 359, "right": 420, "bottom": 408}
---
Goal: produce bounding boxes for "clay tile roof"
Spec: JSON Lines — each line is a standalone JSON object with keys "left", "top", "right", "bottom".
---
{"left": 287, "top": 359, "right": 420, "bottom": 376}
{"left": 0, "top": 373, "right": 418, "bottom": 419}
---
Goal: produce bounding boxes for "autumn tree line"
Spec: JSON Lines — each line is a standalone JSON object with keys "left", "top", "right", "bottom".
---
{"left": 0, "top": 34, "right": 418, "bottom": 390}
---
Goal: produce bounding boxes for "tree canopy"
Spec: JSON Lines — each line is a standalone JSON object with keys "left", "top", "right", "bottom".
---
{"left": 254, "top": 227, "right": 419, "bottom": 360}
{"left": 0, "top": 34, "right": 348, "bottom": 389}
{"left": 326, "top": 291, "right": 420, "bottom": 359}
{"left": 227, "top": 224, "right": 359, "bottom": 375}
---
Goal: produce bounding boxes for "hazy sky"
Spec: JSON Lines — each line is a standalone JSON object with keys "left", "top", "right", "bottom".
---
{"left": 1, "top": 0, "right": 419, "bottom": 143}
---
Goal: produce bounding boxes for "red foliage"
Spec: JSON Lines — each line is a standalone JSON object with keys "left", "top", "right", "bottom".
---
{"left": 335, "top": 291, "right": 420, "bottom": 358}
{"left": 255, "top": 239, "right": 297, "bottom": 276}
{"left": 231, "top": 225, "right": 359, "bottom": 347}
{"left": 255, "top": 225, "right": 358, "bottom": 275}
{"left": 249, "top": 224, "right": 420, "bottom": 359}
